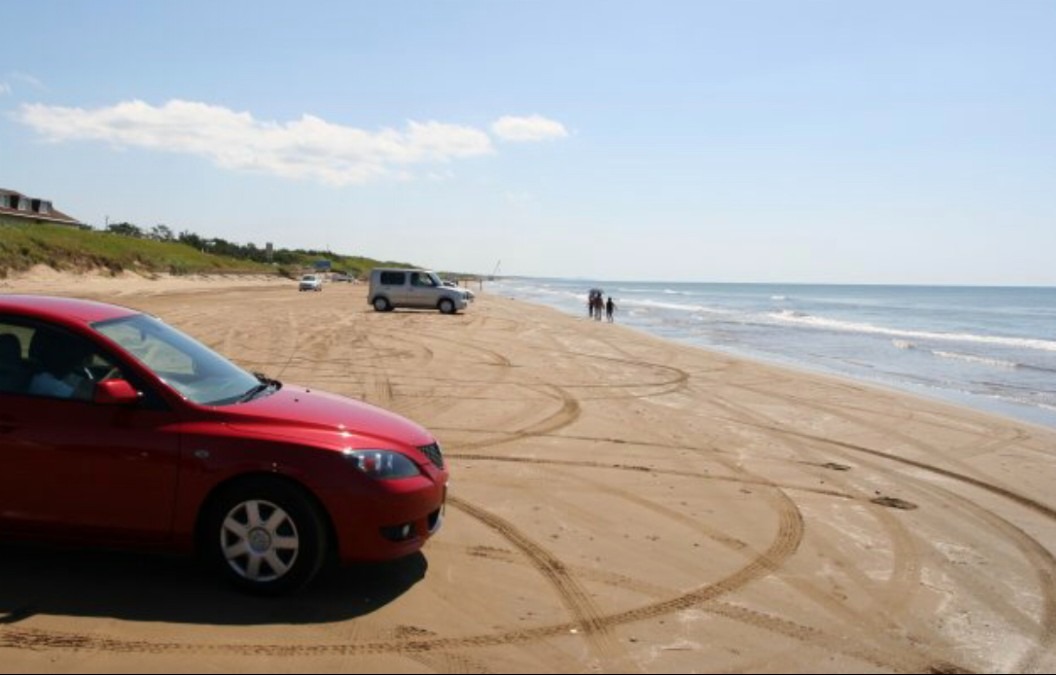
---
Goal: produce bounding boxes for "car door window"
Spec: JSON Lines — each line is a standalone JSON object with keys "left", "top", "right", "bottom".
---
{"left": 380, "top": 271, "right": 405, "bottom": 285}
{"left": 0, "top": 320, "right": 122, "bottom": 401}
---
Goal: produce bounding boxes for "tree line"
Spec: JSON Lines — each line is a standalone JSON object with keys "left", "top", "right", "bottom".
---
{"left": 103, "top": 221, "right": 332, "bottom": 266}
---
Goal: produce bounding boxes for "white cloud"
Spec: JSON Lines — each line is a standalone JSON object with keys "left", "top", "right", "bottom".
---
{"left": 491, "top": 114, "right": 568, "bottom": 142}
{"left": 16, "top": 99, "right": 496, "bottom": 185}
{"left": 0, "top": 82, "right": 10, "bottom": 96}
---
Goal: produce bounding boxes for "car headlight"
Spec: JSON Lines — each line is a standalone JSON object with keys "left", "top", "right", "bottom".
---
{"left": 344, "top": 449, "right": 421, "bottom": 479}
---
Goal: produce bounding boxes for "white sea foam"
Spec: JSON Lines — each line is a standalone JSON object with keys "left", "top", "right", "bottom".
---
{"left": 892, "top": 339, "right": 915, "bottom": 350}
{"left": 931, "top": 351, "right": 1020, "bottom": 369}
{"left": 768, "top": 311, "right": 1056, "bottom": 353}
{"left": 625, "top": 298, "right": 730, "bottom": 314}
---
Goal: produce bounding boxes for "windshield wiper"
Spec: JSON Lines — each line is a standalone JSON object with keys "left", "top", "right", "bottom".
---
{"left": 237, "top": 382, "right": 271, "bottom": 403}
{"left": 239, "top": 373, "right": 282, "bottom": 403}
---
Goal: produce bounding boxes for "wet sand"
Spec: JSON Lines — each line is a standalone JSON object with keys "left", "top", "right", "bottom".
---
{"left": 2, "top": 272, "right": 1056, "bottom": 673}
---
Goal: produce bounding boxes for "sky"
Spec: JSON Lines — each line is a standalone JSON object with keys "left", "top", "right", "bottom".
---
{"left": 2, "top": 0, "right": 1054, "bottom": 285}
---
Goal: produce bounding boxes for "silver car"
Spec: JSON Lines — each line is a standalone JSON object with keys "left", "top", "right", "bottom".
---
{"left": 368, "top": 268, "right": 470, "bottom": 314}
{"left": 299, "top": 274, "right": 323, "bottom": 292}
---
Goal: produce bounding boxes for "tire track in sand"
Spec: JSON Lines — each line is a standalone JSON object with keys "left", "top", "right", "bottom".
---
{"left": 448, "top": 496, "right": 633, "bottom": 671}
{"left": 458, "top": 384, "right": 582, "bottom": 451}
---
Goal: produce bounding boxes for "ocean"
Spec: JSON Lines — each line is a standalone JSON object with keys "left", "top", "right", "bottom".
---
{"left": 486, "top": 278, "right": 1056, "bottom": 430}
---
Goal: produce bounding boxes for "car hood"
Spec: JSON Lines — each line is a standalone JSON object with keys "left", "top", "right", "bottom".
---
{"left": 216, "top": 385, "right": 434, "bottom": 450}
{"left": 446, "top": 287, "right": 472, "bottom": 300}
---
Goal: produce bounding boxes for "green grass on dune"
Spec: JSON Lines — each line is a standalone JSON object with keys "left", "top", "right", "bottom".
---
{"left": 0, "top": 219, "right": 418, "bottom": 278}
{"left": 0, "top": 220, "right": 269, "bottom": 277}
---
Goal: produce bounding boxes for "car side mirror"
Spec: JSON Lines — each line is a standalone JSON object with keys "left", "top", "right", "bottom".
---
{"left": 94, "top": 379, "right": 141, "bottom": 405}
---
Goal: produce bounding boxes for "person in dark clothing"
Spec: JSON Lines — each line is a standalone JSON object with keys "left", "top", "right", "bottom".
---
{"left": 588, "top": 288, "right": 604, "bottom": 320}
{"left": 605, "top": 296, "right": 616, "bottom": 323}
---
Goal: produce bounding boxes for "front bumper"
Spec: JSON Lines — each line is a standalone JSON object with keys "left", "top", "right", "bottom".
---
{"left": 322, "top": 474, "right": 448, "bottom": 563}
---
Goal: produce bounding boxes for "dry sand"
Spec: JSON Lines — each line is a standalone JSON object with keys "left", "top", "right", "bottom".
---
{"left": 2, "top": 271, "right": 1056, "bottom": 673}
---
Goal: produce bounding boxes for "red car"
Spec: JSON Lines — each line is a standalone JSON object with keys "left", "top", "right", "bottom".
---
{"left": 0, "top": 295, "right": 447, "bottom": 593}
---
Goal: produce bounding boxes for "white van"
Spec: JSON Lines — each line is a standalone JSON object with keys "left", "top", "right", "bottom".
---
{"left": 368, "top": 268, "right": 471, "bottom": 314}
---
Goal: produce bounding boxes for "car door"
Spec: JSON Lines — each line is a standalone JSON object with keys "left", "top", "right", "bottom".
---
{"left": 382, "top": 271, "right": 411, "bottom": 307}
{"left": 0, "top": 318, "right": 182, "bottom": 543}
{"left": 407, "top": 271, "right": 438, "bottom": 308}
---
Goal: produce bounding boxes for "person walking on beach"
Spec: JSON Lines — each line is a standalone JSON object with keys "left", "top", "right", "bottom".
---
{"left": 588, "top": 288, "right": 604, "bottom": 320}
{"left": 606, "top": 296, "right": 616, "bottom": 323}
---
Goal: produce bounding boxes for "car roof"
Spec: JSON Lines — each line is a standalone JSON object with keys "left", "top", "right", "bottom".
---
{"left": 0, "top": 295, "right": 140, "bottom": 325}
{"left": 373, "top": 268, "right": 432, "bottom": 273}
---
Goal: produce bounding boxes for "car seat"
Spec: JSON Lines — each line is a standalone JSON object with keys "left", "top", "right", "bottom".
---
{"left": 27, "top": 328, "right": 93, "bottom": 400}
{"left": 0, "top": 333, "right": 29, "bottom": 394}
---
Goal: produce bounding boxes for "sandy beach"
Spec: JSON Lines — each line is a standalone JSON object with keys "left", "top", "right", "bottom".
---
{"left": 2, "top": 271, "right": 1056, "bottom": 673}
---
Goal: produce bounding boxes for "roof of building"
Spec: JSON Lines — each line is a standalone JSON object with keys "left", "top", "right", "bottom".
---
{"left": 0, "top": 188, "right": 81, "bottom": 225}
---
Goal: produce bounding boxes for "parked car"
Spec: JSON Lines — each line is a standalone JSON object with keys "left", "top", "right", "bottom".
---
{"left": 299, "top": 274, "right": 323, "bottom": 292}
{"left": 441, "top": 280, "right": 475, "bottom": 301}
{"left": 331, "top": 273, "right": 355, "bottom": 283}
{"left": 0, "top": 296, "right": 448, "bottom": 594}
{"left": 368, "top": 268, "right": 472, "bottom": 314}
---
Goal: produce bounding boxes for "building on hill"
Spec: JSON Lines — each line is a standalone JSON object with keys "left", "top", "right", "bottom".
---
{"left": 0, "top": 188, "right": 81, "bottom": 226}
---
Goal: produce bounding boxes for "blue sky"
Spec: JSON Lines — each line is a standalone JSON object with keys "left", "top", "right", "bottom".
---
{"left": 2, "top": 1, "right": 1054, "bottom": 284}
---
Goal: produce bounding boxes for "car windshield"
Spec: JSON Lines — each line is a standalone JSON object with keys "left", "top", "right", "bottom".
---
{"left": 92, "top": 313, "right": 263, "bottom": 406}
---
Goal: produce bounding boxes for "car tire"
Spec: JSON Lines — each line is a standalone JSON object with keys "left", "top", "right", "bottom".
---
{"left": 202, "top": 477, "right": 328, "bottom": 595}
{"left": 438, "top": 299, "right": 455, "bottom": 315}
{"left": 373, "top": 297, "right": 391, "bottom": 312}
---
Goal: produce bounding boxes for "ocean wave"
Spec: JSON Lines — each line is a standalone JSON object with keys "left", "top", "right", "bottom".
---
{"left": 931, "top": 351, "right": 1020, "bottom": 369}
{"left": 771, "top": 295, "right": 787, "bottom": 301}
{"left": 624, "top": 298, "right": 731, "bottom": 314}
{"left": 892, "top": 339, "right": 915, "bottom": 350}
{"left": 768, "top": 311, "right": 1056, "bottom": 353}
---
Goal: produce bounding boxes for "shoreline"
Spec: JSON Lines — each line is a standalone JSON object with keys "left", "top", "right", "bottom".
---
{"left": 498, "top": 285, "right": 1056, "bottom": 439}
{"left": 3, "top": 273, "right": 1056, "bottom": 672}
{"left": 513, "top": 291, "right": 1056, "bottom": 436}
{"left": 486, "top": 277, "right": 1056, "bottom": 432}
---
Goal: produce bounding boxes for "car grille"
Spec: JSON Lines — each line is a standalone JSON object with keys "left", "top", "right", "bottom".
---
{"left": 419, "top": 442, "right": 444, "bottom": 469}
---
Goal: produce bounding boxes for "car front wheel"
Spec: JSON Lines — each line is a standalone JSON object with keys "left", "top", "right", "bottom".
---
{"left": 373, "top": 297, "right": 391, "bottom": 312}
{"left": 438, "top": 299, "right": 455, "bottom": 314}
{"left": 203, "top": 478, "right": 328, "bottom": 594}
